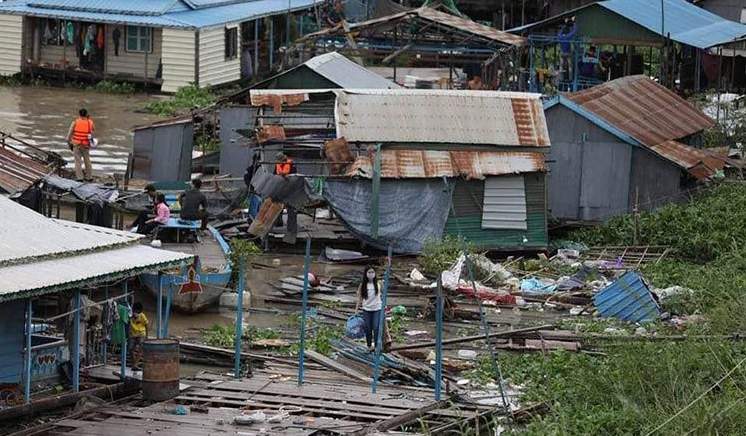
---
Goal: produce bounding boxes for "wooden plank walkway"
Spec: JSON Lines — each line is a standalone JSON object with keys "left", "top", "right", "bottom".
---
{"left": 48, "top": 371, "right": 499, "bottom": 435}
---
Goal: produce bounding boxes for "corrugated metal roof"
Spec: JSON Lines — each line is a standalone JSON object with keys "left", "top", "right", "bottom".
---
{"left": 303, "top": 52, "right": 401, "bottom": 89}
{"left": 592, "top": 271, "right": 661, "bottom": 323}
{"left": 0, "top": 0, "right": 320, "bottom": 29}
{"left": 0, "top": 245, "right": 191, "bottom": 300}
{"left": 601, "top": 0, "right": 746, "bottom": 50}
{"left": 334, "top": 89, "right": 550, "bottom": 146}
{"left": 564, "top": 75, "right": 724, "bottom": 178}
{"left": 27, "top": 0, "right": 176, "bottom": 16}
{"left": 0, "top": 146, "right": 50, "bottom": 194}
{"left": 345, "top": 150, "right": 545, "bottom": 179}
{"left": 510, "top": 0, "right": 746, "bottom": 50}
{"left": 0, "top": 195, "right": 191, "bottom": 299}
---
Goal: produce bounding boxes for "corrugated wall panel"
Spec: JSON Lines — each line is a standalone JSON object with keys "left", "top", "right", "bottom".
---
{"left": 0, "top": 14, "right": 23, "bottom": 76}
{"left": 161, "top": 28, "right": 195, "bottom": 93}
{"left": 445, "top": 173, "right": 547, "bottom": 249}
{"left": 482, "top": 176, "right": 527, "bottom": 230}
{"left": 198, "top": 26, "right": 240, "bottom": 88}
{"left": 0, "top": 300, "right": 26, "bottom": 383}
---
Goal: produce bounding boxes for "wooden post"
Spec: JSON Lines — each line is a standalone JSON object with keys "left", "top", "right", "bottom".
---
{"left": 24, "top": 299, "right": 32, "bottom": 404}
{"left": 269, "top": 19, "right": 274, "bottom": 72}
{"left": 234, "top": 255, "right": 246, "bottom": 379}
{"left": 372, "top": 244, "right": 393, "bottom": 394}
{"left": 72, "top": 290, "right": 80, "bottom": 393}
{"left": 634, "top": 187, "right": 640, "bottom": 245}
{"left": 298, "top": 238, "right": 312, "bottom": 385}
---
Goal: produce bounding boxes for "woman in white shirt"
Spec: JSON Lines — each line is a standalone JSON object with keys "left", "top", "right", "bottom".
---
{"left": 355, "top": 266, "right": 383, "bottom": 352}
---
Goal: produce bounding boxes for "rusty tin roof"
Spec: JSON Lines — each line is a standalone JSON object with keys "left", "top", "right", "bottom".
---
{"left": 564, "top": 76, "right": 723, "bottom": 178}
{"left": 345, "top": 149, "right": 546, "bottom": 179}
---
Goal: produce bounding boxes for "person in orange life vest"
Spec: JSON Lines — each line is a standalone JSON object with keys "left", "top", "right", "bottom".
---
{"left": 66, "top": 108, "right": 95, "bottom": 181}
{"left": 274, "top": 152, "right": 297, "bottom": 176}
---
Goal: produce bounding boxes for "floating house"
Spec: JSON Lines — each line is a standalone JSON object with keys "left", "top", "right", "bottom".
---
{"left": 544, "top": 75, "right": 725, "bottom": 222}
{"left": 0, "top": 195, "right": 190, "bottom": 403}
{"left": 511, "top": 0, "right": 746, "bottom": 92}
{"left": 0, "top": 0, "right": 320, "bottom": 92}
{"left": 248, "top": 88, "right": 551, "bottom": 253}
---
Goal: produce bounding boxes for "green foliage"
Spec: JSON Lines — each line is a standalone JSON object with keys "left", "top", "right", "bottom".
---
{"left": 286, "top": 324, "right": 342, "bottom": 357}
{"left": 203, "top": 323, "right": 236, "bottom": 348}
{"left": 418, "top": 236, "right": 475, "bottom": 277}
{"left": 195, "top": 132, "right": 221, "bottom": 153}
{"left": 245, "top": 326, "right": 281, "bottom": 341}
{"left": 388, "top": 314, "right": 404, "bottom": 343}
{"left": 147, "top": 84, "right": 215, "bottom": 116}
{"left": 0, "top": 74, "right": 24, "bottom": 87}
{"left": 571, "top": 183, "right": 746, "bottom": 262}
{"left": 228, "top": 239, "right": 262, "bottom": 267}
{"left": 90, "top": 79, "right": 136, "bottom": 95}
{"left": 475, "top": 342, "right": 746, "bottom": 436}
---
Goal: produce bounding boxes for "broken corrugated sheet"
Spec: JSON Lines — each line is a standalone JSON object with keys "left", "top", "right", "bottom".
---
{"left": 415, "top": 7, "right": 526, "bottom": 47}
{"left": 334, "top": 89, "right": 549, "bottom": 146}
{"left": 248, "top": 198, "right": 284, "bottom": 237}
{"left": 0, "top": 146, "right": 50, "bottom": 194}
{"left": 566, "top": 76, "right": 714, "bottom": 146}
{"left": 345, "top": 150, "right": 546, "bottom": 179}
{"left": 256, "top": 125, "right": 287, "bottom": 143}
{"left": 592, "top": 271, "right": 661, "bottom": 323}
{"left": 323, "top": 137, "right": 354, "bottom": 174}
{"left": 649, "top": 140, "right": 726, "bottom": 179}
{"left": 250, "top": 93, "right": 309, "bottom": 114}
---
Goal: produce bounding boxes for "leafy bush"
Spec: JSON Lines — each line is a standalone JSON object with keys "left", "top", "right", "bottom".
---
{"left": 571, "top": 183, "right": 746, "bottom": 262}
{"left": 90, "top": 79, "right": 136, "bottom": 95}
{"left": 228, "top": 239, "right": 262, "bottom": 267}
{"left": 147, "top": 84, "right": 215, "bottom": 117}
{"left": 203, "top": 323, "right": 236, "bottom": 348}
{"left": 418, "top": 236, "right": 475, "bottom": 277}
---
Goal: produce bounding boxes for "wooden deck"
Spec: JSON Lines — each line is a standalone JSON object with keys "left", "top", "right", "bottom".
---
{"left": 48, "top": 371, "right": 503, "bottom": 435}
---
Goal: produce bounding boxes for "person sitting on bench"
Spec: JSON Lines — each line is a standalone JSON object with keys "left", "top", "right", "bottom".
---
{"left": 137, "top": 193, "right": 170, "bottom": 235}
{"left": 179, "top": 178, "right": 209, "bottom": 231}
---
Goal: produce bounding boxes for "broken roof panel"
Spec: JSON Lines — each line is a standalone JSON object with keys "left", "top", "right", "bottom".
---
{"left": 0, "top": 146, "right": 50, "bottom": 194}
{"left": 334, "top": 89, "right": 550, "bottom": 146}
{"left": 345, "top": 150, "right": 546, "bottom": 179}
{"left": 649, "top": 140, "right": 725, "bottom": 178}
{"left": 302, "top": 7, "right": 525, "bottom": 47}
{"left": 566, "top": 75, "right": 715, "bottom": 146}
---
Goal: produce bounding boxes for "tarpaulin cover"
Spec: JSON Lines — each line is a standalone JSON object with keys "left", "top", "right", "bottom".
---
{"left": 250, "top": 166, "right": 309, "bottom": 208}
{"left": 321, "top": 179, "right": 451, "bottom": 254}
{"left": 43, "top": 175, "right": 118, "bottom": 206}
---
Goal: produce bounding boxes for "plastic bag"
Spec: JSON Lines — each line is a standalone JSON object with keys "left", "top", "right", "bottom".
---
{"left": 345, "top": 314, "right": 365, "bottom": 339}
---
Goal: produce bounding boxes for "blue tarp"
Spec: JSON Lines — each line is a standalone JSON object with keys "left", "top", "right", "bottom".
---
{"left": 321, "top": 179, "right": 451, "bottom": 254}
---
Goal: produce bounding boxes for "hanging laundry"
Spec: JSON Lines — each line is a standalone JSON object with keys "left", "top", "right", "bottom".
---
{"left": 66, "top": 21, "right": 74, "bottom": 44}
{"left": 43, "top": 22, "right": 52, "bottom": 43}
{"left": 112, "top": 27, "right": 121, "bottom": 56}
{"left": 59, "top": 21, "right": 65, "bottom": 44}
{"left": 97, "top": 25, "right": 104, "bottom": 49}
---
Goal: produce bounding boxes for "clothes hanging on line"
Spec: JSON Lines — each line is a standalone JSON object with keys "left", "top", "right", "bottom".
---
{"left": 112, "top": 27, "right": 121, "bottom": 56}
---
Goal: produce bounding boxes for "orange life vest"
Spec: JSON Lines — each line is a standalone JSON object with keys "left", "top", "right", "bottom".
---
{"left": 72, "top": 117, "right": 93, "bottom": 146}
{"left": 275, "top": 159, "right": 293, "bottom": 176}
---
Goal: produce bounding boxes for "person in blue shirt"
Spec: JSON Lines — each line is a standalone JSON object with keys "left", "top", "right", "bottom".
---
{"left": 579, "top": 46, "right": 598, "bottom": 77}
{"left": 558, "top": 16, "right": 578, "bottom": 81}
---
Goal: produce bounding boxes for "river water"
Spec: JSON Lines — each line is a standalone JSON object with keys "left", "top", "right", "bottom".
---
{"left": 0, "top": 86, "right": 161, "bottom": 174}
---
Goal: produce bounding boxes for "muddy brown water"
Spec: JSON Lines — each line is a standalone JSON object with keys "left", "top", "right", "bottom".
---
{"left": 0, "top": 86, "right": 161, "bottom": 174}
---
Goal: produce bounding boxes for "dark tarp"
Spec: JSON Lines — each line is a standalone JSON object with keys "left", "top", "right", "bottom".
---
{"left": 250, "top": 166, "right": 309, "bottom": 208}
{"left": 321, "top": 179, "right": 451, "bottom": 254}
{"left": 43, "top": 175, "right": 119, "bottom": 206}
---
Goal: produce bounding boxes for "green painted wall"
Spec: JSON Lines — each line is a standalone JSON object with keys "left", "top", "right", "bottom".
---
{"left": 257, "top": 66, "right": 339, "bottom": 89}
{"left": 573, "top": 5, "right": 661, "bottom": 45}
{"left": 444, "top": 173, "right": 548, "bottom": 250}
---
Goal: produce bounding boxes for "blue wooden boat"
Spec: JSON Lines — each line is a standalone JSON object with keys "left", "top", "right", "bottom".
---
{"left": 140, "top": 226, "right": 232, "bottom": 313}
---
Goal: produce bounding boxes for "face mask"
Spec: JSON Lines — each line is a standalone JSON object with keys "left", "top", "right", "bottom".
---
{"left": 366, "top": 271, "right": 375, "bottom": 280}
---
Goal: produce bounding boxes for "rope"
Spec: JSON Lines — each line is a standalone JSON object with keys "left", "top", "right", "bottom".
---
{"left": 643, "top": 356, "right": 746, "bottom": 436}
